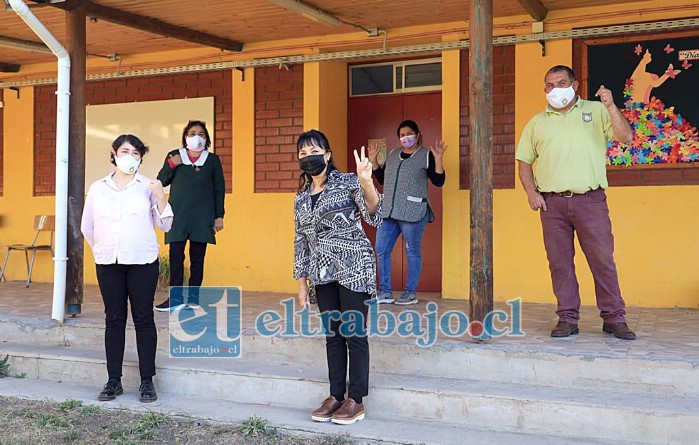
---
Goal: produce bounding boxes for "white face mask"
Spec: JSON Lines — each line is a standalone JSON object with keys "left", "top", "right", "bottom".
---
{"left": 546, "top": 86, "right": 576, "bottom": 109}
{"left": 114, "top": 153, "right": 141, "bottom": 174}
{"left": 186, "top": 135, "right": 207, "bottom": 152}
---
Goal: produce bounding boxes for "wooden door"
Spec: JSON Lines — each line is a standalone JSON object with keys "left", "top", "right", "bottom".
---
{"left": 348, "top": 92, "right": 443, "bottom": 292}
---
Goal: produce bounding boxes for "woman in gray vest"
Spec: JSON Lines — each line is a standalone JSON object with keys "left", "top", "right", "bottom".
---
{"left": 367, "top": 120, "right": 446, "bottom": 305}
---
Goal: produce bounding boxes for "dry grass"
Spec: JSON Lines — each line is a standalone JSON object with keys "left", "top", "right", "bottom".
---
{"left": 0, "top": 397, "right": 360, "bottom": 445}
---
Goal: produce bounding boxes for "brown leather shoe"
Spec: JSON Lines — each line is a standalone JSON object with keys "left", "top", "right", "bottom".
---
{"left": 550, "top": 321, "right": 579, "bottom": 337}
{"left": 603, "top": 322, "right": 636, "bottom": 340}
{"left": 331, "top": 398, "right": 365, "bottom": 425}
{"left": 311, "top": 396, "right": 343, "bottom": 422}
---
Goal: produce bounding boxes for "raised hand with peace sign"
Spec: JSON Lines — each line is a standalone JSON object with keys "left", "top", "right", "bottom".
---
{"left": 354, "top": 145, "right": 380, "bottom": 216}
{"left": 354, "top": 145, "right": 373, "bottom": 185}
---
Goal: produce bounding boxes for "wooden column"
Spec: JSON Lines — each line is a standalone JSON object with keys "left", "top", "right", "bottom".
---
{"left": 468, "top": 0, "right": 494, "bottom": 337}
{"left": 65, "top": 5, "right": 86, "bottom": 316}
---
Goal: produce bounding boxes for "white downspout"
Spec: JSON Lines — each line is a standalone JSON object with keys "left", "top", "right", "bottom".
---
{"left": 9, "top": 0, "right": 70, "bottom": 323}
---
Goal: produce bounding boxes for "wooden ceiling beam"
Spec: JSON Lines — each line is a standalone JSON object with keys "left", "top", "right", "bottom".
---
{"left": 0, "top": 35, "right": 51, "bottom": 54}
{"left": 516, "top": 0, "right": 547, "bottom": 21}
{"left": 29, "top": 0, "right": 244, "bottom": 51}
{"left": 0, "top": 62, "right": 21, "bottom": 72}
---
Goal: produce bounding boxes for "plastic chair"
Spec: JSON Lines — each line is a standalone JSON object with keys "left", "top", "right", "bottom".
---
{"left": 0, "top": 215, "right": 55, "bottom": 287}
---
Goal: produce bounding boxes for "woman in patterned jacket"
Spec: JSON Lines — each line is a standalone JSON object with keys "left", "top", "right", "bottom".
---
{"left": 293, "top": 129, "right": 382, "bottom": 425}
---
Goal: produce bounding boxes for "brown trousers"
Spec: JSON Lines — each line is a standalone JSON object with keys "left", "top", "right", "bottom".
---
{"left": 539, "top": 188, "right": 626, "bottom": 324}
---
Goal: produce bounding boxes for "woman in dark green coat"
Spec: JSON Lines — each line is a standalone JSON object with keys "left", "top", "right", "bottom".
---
{"left": 154, "top": 120, "right": 225, "bottom": 311}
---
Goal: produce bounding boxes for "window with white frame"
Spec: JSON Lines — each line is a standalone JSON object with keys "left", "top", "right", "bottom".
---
{"left": 350, "top": 58, "right": 442, "bottom": 96}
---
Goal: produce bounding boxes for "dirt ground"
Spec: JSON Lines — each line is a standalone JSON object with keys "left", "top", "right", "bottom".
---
{"left": 0, "top": 397, "right": 360, "bottom": 445}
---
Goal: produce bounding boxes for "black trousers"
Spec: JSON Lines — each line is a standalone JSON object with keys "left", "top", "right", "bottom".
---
{"left": 315, "top": 281, "right": 370, "bottom": 402}
{"left": 96, "top": 260, "right": 159, "bottom": 380}
{"left": 169, "top": 240, "right": 208, "bottom": 303}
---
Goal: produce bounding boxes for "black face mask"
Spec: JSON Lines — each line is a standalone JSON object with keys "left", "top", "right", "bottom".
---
{"left": 299, "top": 154, "right": 327, "bottom": 176}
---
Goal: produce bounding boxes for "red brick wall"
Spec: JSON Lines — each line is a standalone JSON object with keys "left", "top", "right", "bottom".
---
{"left": 607, "top": 165, "right": 699, "bottom": 186}
{"left": 34, "top": 88, "right": 55, "bottom": 196}
{"left": 459, "top": 45, "right": 516, "bottom": 189}
{"left": 254, "top": 65, "right": 304, "bottom": 193}
{"left": 34, "top": 71, "right": 233, "bottom": 196}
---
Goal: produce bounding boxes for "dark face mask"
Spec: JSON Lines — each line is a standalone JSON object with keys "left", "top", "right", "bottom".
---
{"left": 299, "top": 154, "right": 327, "bottom": 176}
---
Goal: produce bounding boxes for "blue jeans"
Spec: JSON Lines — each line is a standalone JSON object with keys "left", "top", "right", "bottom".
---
{"left": 375, "top": 212, "right": 429, "bottom": 294}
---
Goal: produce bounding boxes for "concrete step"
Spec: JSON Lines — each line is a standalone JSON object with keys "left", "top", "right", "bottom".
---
{"left": 2, "top": 342, "right": 698, "bottom": 444}
{"left": 2, "top": 314, "right": 698, "bottom": 398}
{"left": 0, "top": 377, "right": 633, "bottom": 445}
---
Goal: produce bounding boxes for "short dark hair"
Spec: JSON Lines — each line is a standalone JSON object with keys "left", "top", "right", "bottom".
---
{"left": 110, "top": 134, "right": 149, "bottom": 166}
{"left": 545, "top": 65, "right": 576, "bottom": 82}
{"left": 296, "top": 129, "right": 338, "bottom": 192}
{"left": 181, "top": 120, "right": 212, "bottom": 149}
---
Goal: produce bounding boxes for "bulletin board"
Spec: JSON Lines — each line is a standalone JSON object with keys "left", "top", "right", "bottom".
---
{"left": 85, "top": 97, "right": 215, "bottom": 189}
{"left": 585, "top": 34, "right": 699, "bottom": 165}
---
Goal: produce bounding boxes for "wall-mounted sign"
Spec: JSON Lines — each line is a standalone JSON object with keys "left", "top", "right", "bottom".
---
{"left": 368, "top": 138, "right": 388, "bottom": 166}
{"left": 678, "top": 49, "right": 699, "bottom": 61}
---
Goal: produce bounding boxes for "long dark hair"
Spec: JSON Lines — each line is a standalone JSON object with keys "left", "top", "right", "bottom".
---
{"left": 110, "top": 134, "right": 149, "bottom": 165}
{"left": 181, "top": 120, "right": 212, "bottom": 149}
{"left": 396, "top": 119, "right": 423, "bottom": 146}
{"left": 296, "top": 129, "right": 338, "bottom": 192}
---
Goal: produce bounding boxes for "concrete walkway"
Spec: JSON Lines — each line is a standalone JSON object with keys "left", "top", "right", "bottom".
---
{"left": 2, "top": 281, "right": 698, "bottom": 444}
{"left": 1, "top": 281, "right": 698, "bottom": 362}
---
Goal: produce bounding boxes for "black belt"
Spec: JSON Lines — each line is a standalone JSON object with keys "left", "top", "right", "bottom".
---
{"left": 540, "top": 189, "right": 599, "bottom": 198}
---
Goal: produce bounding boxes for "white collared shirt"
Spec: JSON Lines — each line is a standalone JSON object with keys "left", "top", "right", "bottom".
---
{"left": 81, "top": 172, "right": 174, "bottom": 265}
{"left": 178, "top": 148, "right": 209, "bottom": 166}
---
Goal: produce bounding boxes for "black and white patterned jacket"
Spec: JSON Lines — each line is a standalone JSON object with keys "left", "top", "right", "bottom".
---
{"left": 293, "top": 170, "right": 383, "bottom": 296}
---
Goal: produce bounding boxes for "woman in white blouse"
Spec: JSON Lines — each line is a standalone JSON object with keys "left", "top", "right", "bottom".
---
{"left": 81, "top": 134, "right": 173, "bottom": 403}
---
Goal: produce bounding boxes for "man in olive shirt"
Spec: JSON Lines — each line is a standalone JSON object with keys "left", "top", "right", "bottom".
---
{"left": 516, "top": 65, "right": 636, "bottom": 340}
